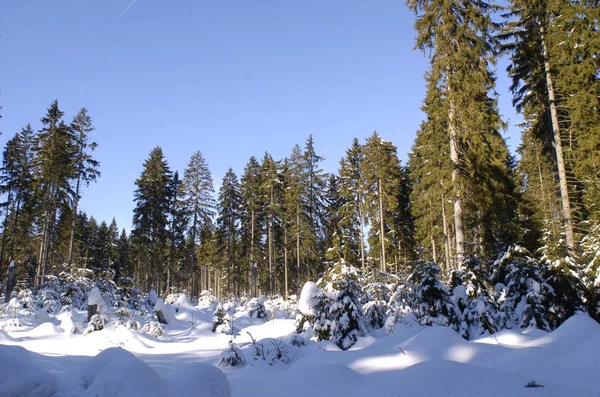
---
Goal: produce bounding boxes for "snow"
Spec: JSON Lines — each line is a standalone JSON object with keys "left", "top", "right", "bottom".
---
{"left": 87, "top": 286, "right": 103, "bottom": 306}
{"left": 298, "top": 281, "right": 321, "bottom": 315}
{"left": 2, "top": 299, "right": 600, "bottom": 397}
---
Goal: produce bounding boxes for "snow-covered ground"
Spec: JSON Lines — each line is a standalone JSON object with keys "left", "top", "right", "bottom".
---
{"left": 1, "top": 302, "right": 600, "bottom": 397}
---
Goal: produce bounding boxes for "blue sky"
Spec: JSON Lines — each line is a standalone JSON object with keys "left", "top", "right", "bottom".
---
{"left": 0, "top": 0, "right": 520, "bottom": 231}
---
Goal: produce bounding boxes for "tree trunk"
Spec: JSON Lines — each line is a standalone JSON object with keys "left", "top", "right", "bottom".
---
{"left": 448, "top": 76, "right": 465, "bottom": 266}
{"left": 541, "top": 26, "right": 576, "bottom": 253}
{"left": 68, "top": 163, "right": 83, "bottom": 271}
{"left": 358, "top": 196, "right": 366, "bottom": 269}
{"left": 284, "top": 230, "right": 288, "bottom": 300}
{"left": 378, "top": 178, "right": 386, "bottom": 272}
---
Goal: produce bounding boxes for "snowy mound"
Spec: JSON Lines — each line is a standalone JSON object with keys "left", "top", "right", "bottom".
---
{"left": 88, "top": 286, "right": 103, "bottom": 306}
{"left": 298, "top": 281, "right": 322, "bottom": 315}
{"left": 80, "top": 347, "right": 168, "bottom": 397}
{"left": 0, "top": 344, "right": 58, "bottom": 397}
{"left": 541, "top": 312, "right": 600, "bottom": 347}
{"left": 24, "top": 322, "right": 64, "bottom": 338}
{"left": 167, "top": 362, "right": 231, "bottom": 397}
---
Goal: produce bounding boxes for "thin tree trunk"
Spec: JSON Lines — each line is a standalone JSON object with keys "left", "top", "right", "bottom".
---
{"left": 541, "top": 26, "right": 576, "bottom": 253}
{"left": 378, "top": 178, "right": 386, "bottom": 272}
{"left": 430, "top": 200, "right": 437, "bottom": 264}
{"left": 448, "top": 77, "right": 465, "bottom": 265}
{"left": 358, "top": 197, "right": 366, "bottom": 269}
{"left": 68, "top": 165, "right": 82, "bottom": 271}
{"left": 268, "top": 187, "right": 273, "bottom": 295}
{"left": 296, "top": 204, "right": 301, "bottom": 279}
{"left": 0, "top": 187, "right": 14, "bottom": 273}
{"left": 441, "top": 182, "right": 452, "bottom": 271}
{"left": 284, "top": 229, "right": 288, "bottom": 300}
{"left": 250, "top": 209, "right": 254, "bottom": 295}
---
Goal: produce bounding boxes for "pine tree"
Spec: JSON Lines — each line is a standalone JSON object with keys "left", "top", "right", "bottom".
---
{"left": 132, "top": 147, "right": 172, "bottom": 291}
{"left": 408, "top": 0, "right": 517, "bottom": 264}
{"left": 259, "top": 153, "right": 282, "bottom": 295}
{"left": 166, "top": 171, "right": 188, "bottom": 292}
{"left": 324, "top": 174, "right": 343, "bottom": 264}
{"left": 33, "top": 100, "right": 76, "bottom": 282}
{"left": 0, "top": 125, "right": 35, "bottom": 275}
{"left": 240, "top": 156, "right": 263, "bottom": 296}
{"left": 301, "top": 136, "right": 328, "bottom": 277}
{"left": 338, "top": 138, "right": 367, "bottom": 268}
{"left": 217, "top": 168, "right": 241, "bottom": 295}
{"left": 66, "top": 108, "right": 99, "bottom": 269}
{"left": 182, "top": 151, "right": 215, "bottom": 293}
{"left": 362, "top": 132, "right": 404, "bottom": 272}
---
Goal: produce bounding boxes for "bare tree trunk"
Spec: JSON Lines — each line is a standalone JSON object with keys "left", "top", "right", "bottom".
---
{"left": 441, "top": 189, "right": 452, "bottom": 272}
{"left": 448, "top": 77, "right": 465, "bottom": 265}
{"left": 378, "top": 178, "right": 386, "bottom": 272}
{"left": 284, "top": 230, "right": 288, "bottom": 300}
{"left": 358, "top": 197, "right": 366, "bottom": 269}
{"left": 541, "top": 26, "right": 576, "bottom": 253}
{"left": 68, "top": 168, "right": 82, "bottom": 271}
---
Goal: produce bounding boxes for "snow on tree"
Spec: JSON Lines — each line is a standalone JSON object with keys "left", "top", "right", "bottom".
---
{"left": 409, "top": 261, "right": 459, "bottom": 329}
{"left": 247, "top": 295, "right": 268, "bottom": 319}
{"left": 218, "top": 342, "right": 245, "bottom": 367}
{"left": 582, "top": 223, "right": 600, "bottom": 320}
{"left": 329, "top": 276, "right": 365, "bottom": 350}
{"left": 450, "top": 258, "right": 499, "bottom": 339}
{"left": 362, "top": 281, "right": 391, "bottom": 330}
{"left": 212, "top": 303, "right": 226, "bottom": 332}
{"left": 492, "top": 246, "right": 561, "bottom": 330}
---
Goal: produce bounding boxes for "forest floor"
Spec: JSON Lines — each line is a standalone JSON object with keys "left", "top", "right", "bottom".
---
{"left": 1, "top": 301, "right": 600, "bottom": 397}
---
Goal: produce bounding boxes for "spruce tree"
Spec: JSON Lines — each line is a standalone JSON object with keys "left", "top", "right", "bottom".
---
{"left": 240, "top": 156, "right": 263, "bottom": 296}
{"left": 67, "top": 108, "right": 100, "bottom": 269}
{"left": 33, "top": 100, "right": 76, "bottom": 282}
{"left": 408, "top": 0, "right": 517, "bottom": 264}
{"left": 132, "top": 146, "right": 172, "bottom": 291}
{"left": 217, "top": 168, "right": 242, "bottom": 295}
{"left": 338, "top": 138, "right": 367, "bottom": 268}
{"left": 182, "top": 151, "right": 215, "bottom": 292}
{"left": 362, "top": 132, "right": 404, "bottom": 272}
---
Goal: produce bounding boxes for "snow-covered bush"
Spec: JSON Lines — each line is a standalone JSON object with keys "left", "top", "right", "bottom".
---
{"left": 492, "top": 246, "right": 560, "bottom": 330}
{"left": 140, "top": 319, "right": 164, "bottom": 337}
{"left": 247, "top": 296, "right": 268, "bottom": 319}
{"left": 85, "top": 313, "right": 105, "bottom": 334}
{"left": 212, "top": 303, "right": 226, "bottom": 332}
{"left": 318, "top": 262, "right": 362, "bottom": 293}
{"left": 197, "top": 290, "right": 219, "bottom": 310}
{"left": 409, "top": 261, "right": 459, "bottom": 329}
{"left": 451, "top": 258, "right": 499, "bottom": 339}
{"left": 362, "top": 282, "right": 391, "bottom": 330}
{"left": 218, "top": 342, "right": 245, "bottom": 367}
{"left": 329, "top": 277, "right": 365, "bottom": 350}
{"left": 112, "top": 307, "right": 140, "bottom": 330}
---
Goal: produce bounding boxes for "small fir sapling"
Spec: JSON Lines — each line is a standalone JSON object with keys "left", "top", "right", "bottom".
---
{"left": 329, "top": 277, "right": 365, "bottom": 350}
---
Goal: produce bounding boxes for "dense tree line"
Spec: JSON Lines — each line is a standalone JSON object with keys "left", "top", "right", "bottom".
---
{"left": 1, "top": 1, "right": 598, "bottom": 321}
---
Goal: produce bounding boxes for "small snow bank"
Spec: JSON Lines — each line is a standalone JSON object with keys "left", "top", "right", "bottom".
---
{"left": 24, "top": 322, "right": 64, "bottom": 338}
{"left": 80, "top": 347, "right": 168, "bottom": 397}
{"left": 167, "top": 363, "right": 231, "bottom": 397}
{"left": 278, "top": 361, "right": 366, "bottom": 394}
{"left": 540, "top": 312, "right": 600, "bottom": 347}
{"left": 0, "top": 344, "right": 58, "bottom": 397}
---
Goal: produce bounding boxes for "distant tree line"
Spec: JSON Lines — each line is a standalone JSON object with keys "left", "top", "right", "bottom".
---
{"left": 0, "top": 0, "right": 598, "bottom": 314}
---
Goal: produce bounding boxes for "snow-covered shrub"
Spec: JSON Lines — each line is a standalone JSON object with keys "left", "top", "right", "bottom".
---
{"left": 197, "top": 290, "right": 218, "bottom": 310}
{"left": 85, "top": 313, "right": 105, "bottom": 334}
{"left": 450, "top": 258, "right": 499, "bottom": 339}
{"left": 362, "top": 282, "right": 390, "bottom": 330}
{"left": 329, "top": 277, "right": 365, "bottom": 350}
{"left": 492, "top": 246, "right": 560, "bottom": 330}
{"left": 388, "top": 282, "right": 415, "bottom": 322}
{"left": 212, "top": 303, "right": 226, "bottom": 332}
{"left": 218, "top": 342, "right": 245, "bottom": 367}
{"left": 112, "top": 307, "right": 140, "bottom": 330}
{"left": 409, "top": 261, "right": 459, "bottom": 329}
{"left": 247, "top": 296, "right": 268, "bottom": 319}
{"left": 295, "top": 281, "right": 321, "bottom": 333}
{"left": 289, "top": 334, "right": 306, "bottom": 347}
{"left": 140, "top": 319, "right": 164, "bottom": 337}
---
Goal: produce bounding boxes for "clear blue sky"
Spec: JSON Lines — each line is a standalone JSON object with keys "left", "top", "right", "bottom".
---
{"left": 0, "top": 0, "right": 520, "bottom": 232}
